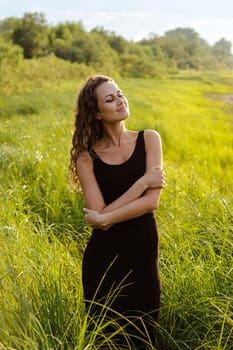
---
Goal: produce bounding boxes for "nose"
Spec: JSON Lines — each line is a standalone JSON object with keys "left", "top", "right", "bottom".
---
{"left": 116, "top": 97, "right": 123, "bottom": 105}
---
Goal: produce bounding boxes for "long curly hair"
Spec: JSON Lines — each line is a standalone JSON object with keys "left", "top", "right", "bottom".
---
{"left": 70, "top": 75, "right": 113, "bottom": 183}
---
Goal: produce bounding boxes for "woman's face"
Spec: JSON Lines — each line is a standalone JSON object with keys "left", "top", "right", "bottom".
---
{"left": 95, "top": 81, "right": 129, "bottom": 124}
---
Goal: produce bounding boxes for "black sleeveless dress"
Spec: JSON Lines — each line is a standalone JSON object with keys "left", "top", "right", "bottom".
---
{"left": 82, "top": 130, "right": 161, "bottom": 345}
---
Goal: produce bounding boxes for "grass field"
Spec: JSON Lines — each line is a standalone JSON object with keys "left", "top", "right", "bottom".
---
{"left": 0, "top": 67, "right": 232, "bottom": 349}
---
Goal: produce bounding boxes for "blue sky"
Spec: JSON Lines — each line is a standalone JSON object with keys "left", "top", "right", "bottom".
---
{"left": 1, "top": 0, "right": 233, "bottom": 48}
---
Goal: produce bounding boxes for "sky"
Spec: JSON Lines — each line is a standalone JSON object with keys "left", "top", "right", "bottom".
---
{"left": 1, "top": 0, "right": 233, "bottom": 48}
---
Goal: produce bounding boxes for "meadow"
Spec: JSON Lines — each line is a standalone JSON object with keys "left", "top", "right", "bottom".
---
{"left": 0, "top": 62, "right": 232, "bottom": 349}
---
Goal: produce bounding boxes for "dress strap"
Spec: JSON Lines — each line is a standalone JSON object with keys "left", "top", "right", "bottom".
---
{"left": 138, "top": 130, "right": 145, "bottom": 147}
{"left": 89, "top": 148, "right": 98, "bottom": 160}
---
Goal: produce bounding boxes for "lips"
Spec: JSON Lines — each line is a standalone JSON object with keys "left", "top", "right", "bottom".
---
{"left": 117, "top": 105, "right": 127, "bottom": 112}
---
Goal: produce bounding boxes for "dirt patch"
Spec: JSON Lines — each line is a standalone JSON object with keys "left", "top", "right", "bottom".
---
{"left": 221, "top": 94, "right": 233, "bottom": 104}
{"left": 206, "top": 93, "right": 233, "bottom": 104}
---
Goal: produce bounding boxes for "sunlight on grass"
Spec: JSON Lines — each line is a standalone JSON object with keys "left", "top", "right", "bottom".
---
{"left": 0, "top": 70, "right": 232, "bottom": 349}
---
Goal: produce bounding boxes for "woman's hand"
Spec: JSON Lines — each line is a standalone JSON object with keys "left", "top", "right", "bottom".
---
{"left": 144, "top": 166, "right": 166, "bottom": 189}
{"left": 83, "top": 208, "right": 112, "bottom": 231}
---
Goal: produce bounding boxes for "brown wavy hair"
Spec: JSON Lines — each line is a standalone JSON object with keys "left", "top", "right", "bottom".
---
{"left": 70, "top": 75, "right": 113, "bottom": 183}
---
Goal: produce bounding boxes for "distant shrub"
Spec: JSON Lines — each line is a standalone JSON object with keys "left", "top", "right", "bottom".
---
{"left": 0, "top": 54, "right": 94, "bottom": 94}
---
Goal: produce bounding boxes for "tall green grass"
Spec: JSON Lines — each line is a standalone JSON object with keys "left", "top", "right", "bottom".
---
{"left": 0, "top": 70, "right": 232, "bottom": 349}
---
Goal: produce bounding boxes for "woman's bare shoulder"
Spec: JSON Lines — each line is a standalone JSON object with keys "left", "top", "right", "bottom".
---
{"left": 76, "top": 150, "right": 93, "bottom": 166}
{"left": 143, "top": 129, "right": 161, "bottom": 143}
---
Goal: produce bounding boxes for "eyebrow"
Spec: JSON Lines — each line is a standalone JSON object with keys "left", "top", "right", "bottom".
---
{"left": 104, "top": 90, "right": 122, "bottom": 100}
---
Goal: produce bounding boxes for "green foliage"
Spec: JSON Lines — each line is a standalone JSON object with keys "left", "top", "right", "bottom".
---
{"left": 80, "top": 32, "right": 119, "bottom": 75}
{"left": 0, "top": 54, "right": 94, "bottom": 95}
{"left": 12, "top": 12, "right": 49, "bottom": 58}
{"left": 49, "top": 21, "right": 87, "bottom": 63}
{"left": 212, "top": 39, "right": 233, "bottom": 69}
{"left": 1, "top": 13, "right": 233, "bottom": 78}
{"left": 0, "top": 71, "right": 233, "bottom": 348}
{"left": 0, "top": 35, "right": 24, "bottom": 94}
{"left": 0, "top": 34, "right": 23, "bottom": 64}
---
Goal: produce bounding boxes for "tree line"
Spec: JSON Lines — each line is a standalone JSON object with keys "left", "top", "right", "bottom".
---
{"left": 0, "top": 12, "right": 233, "bottom": 78}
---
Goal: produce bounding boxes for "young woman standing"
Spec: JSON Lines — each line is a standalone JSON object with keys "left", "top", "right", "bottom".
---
{"left": 70, "top": 75, "right": 165, "bottom": 348}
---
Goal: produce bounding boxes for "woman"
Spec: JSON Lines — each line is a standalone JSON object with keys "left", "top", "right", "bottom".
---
{"left": 70, "top": 75, "right": 165, "bottom": 347}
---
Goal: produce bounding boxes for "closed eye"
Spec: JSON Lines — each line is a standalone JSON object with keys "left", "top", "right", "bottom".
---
{"left": 105, "top": 90, "right": 124, "bottom": 102}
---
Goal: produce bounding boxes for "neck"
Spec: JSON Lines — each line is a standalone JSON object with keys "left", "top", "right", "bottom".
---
{"left": 103, "top": 123, "right": 127, "bottom": 147}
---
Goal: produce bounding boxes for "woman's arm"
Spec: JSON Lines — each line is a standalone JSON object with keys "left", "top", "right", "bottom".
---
{"left": 83, "top": 130, "right": 164, "bottom": 229}
{"left": 101, "top": 165, "right": 165, "bottom": 214}
{"left": 83, "top": 192, "right": 159, "bottom": 229}
{"left": 76, "top": 136, "right": 165, "bottom": 213}
{"left": 143, "top": 129, "right": 163, "bottom": 209}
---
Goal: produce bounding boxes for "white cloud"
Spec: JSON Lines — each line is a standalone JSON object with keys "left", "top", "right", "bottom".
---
{"left": 189, "top": 17, "right": 233, "bottom": 44}
{"left": 45, "top": 9, "right": 145, "bottom": 24}
{"left": 94, "top": 11, "right": 145, "bottom": 19}
{"left": 82, "top": 11, "right": 145, "bottom": 25}
{"left": 133, "top": 31, "right": 150, "bottom": 41}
